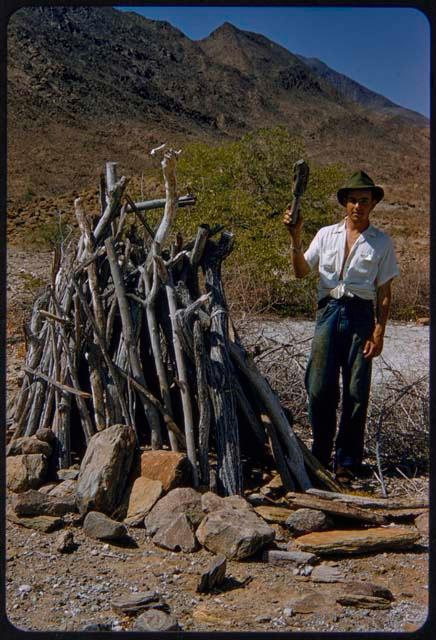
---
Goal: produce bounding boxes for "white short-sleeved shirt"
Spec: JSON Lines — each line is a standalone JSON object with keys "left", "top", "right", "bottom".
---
{"left": 304, "top": 221, "right": 400, "bottom": 302}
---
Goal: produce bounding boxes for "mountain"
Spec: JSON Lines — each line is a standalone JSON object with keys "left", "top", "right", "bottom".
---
{"left": 296, "top": 55, "right": 427, "bottom": 126}
{"left": 7, "top": 7, "right": 429, "bottom": 209}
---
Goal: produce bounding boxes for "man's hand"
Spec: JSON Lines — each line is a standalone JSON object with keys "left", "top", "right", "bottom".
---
{"left": 363, "top": 333, "right": 384, "bottom": 359}
{"left": 283, "top": 207, "right": 303, "bottom": 240}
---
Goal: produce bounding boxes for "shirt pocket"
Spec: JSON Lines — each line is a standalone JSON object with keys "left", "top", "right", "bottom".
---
{"left": 349, "top": 250, "right": 377, "bottom": 282}
{"left": 320, "top": 249, "right": 337, "bottom": 274}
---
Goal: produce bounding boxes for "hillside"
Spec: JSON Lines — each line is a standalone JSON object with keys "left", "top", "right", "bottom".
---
{"left": 7, "top": 6, "right": 429, "bottom": 216}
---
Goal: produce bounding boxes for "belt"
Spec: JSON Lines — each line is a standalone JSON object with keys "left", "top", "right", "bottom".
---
{"left": 317, "top": 295, "right": 373, "bottom": 310}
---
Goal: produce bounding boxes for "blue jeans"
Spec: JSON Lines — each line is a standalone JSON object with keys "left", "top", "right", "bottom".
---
{"left": 305, "top": 296, "right": 375, "bottom": 470}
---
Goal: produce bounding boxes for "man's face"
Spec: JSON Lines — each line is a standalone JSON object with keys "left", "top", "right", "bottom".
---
{"left": 345, "top": 189, "right": 376, "bottom": 226}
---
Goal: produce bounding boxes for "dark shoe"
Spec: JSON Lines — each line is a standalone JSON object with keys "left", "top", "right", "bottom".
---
{"left": 335, "top": 466, "right": 355, "bottom": 486}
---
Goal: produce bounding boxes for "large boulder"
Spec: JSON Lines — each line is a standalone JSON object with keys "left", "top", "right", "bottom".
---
{"left": 75, "top": 424, "right": 136, "bottom": 515}
{"left": 152, "top": 513, "right": 198, "bottom": 552}
{"left": 7, "top": 454, "right": 48, "bottom": 492}
{"left": 196, "top": 508, "right": 275, "bottom": 560}
{"left": 11, "top": 489, "right": 77, "bottom": 517}
{"left": 144, "top": 487, "right": 203, "bottom": 536}
{"left": 125, "top": 477, "right": 163, "bottom": 527}
{"left": 140, "top": 450, "right": 193, "bottom": 491}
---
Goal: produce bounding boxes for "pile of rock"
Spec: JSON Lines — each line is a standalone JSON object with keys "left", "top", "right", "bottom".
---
{"left": 7, "top": 423, "right": 428, "bottom": 625}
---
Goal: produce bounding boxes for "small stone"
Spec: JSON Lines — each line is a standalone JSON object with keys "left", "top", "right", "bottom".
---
{"left": 346, "top": 581, "right": 394, "bottom": 601}
{"left": 18, "top": 585, "right": 32, "bottom": 596}
{"left": 286, "top": 508, "right": 332, "bottom": 536}
{"left": 57, "top": 468, "right": 80, "bottom": 481}
{"left": 83, "top": 511, "right": 128, "bottom": 541}
{"left": 133, "top": 609, "right": 180, "bottom": 631}
{"left": 311, "top": 564, "right": 345, "bottom": 583}
{"left": 255, "top": 615, "right": 271, "bottom": 623}
{"left": 56, "top": 530, "right": 76, "bottom": 554}
{"left": 414, "top": 512, "right": 429, "bottom": 537}
{"left": 34, "top": 428, "right": 56, "bottom": 444}
{"left": 283, "top": 607, "right": 294, "bottom": 618}
{"left": 263, "top": 549, "right": 318, "bottom": 566}
{"left": 81, "top": 622, "right": 113, "bottom": 631}
{"left": 197, "top": 555, "right": 227, "bottom": 593}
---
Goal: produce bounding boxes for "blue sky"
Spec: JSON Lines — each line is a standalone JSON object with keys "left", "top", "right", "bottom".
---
{"left": 117, "top": 6, "right": 430, "bottom": 118}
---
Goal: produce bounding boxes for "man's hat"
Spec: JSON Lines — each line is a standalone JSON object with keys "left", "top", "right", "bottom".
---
{"left": 337, "top": 170, "right": 384, "bottom": 206}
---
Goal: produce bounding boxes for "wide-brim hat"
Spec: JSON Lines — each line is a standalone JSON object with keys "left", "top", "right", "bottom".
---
{"left": 337, "top": 170, "right": 384, "bottom": 206}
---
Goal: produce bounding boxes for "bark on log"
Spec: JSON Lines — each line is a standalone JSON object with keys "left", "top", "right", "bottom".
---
{"left": 106, "top": 238, "right": 161, "bottom": 446}
{"left": 230, "top": 340, "right": 311, "bottom": 491}
{"left": 193, "top": 319, "right": 211, "bottom": 486}
{"left": 285, "top": 492, "right": 388, "bottom": 525}
{"left": 203, "top": 233, "right": 242, "bottom": 496}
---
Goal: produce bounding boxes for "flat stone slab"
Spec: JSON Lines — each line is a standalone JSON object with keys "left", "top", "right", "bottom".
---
{"left": 337, "top": 594, "right": 392, "bottom": 609}
{"left": 287, "top": 592, "right": 329, "bottom": 614}
{"left": 111, "top": 591, "right": 165, "bottom": 615}
{"left": 11, "top": 489, "right": 77, "bottom": 517}
{"left": 263, "top": 549, "right": 318, "bottom": 566}
{"left": 132, "top": 609, "right": 180, "bottom": 631}
{"left": 294, "top": 526, "right": 420, "bottom": 555}
{"left": 254, "top": 506, "right": 295, "bottom": 524}
{"left": 7, "top": 510, "right": 64, "bottom": 533}
{"left": 310, "top": 564, "right": 345, "bottom": 583}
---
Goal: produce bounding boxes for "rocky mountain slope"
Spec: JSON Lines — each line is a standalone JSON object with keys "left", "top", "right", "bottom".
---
{"left": 7, "top": 6, "right": 429, "bottom": 212}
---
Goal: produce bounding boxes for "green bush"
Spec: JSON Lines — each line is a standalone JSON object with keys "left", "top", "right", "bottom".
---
{"left": 173, "top": 127, "right": 347, "bottom": 315}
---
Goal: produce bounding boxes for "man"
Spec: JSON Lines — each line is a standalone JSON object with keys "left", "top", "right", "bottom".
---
{"left": 283, "top": 170, "right": 399, "bottom": 484}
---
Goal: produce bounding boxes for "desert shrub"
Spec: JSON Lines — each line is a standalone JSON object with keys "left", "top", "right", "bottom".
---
{"left": 365, "top": 370, "right": 429, "bottom": 474}
{"left": 26, "top": 215, "right": 76, "bottom": 250}
{"left": 390, "top": 253, "right": 430, "bottom": 321}
{"left": 172, "top": 127, "right": 346, "bottom": 316}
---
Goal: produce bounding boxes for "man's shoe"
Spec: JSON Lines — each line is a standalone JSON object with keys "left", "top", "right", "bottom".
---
{"left": 335, "top": 466, "right": 355, "bottom": 486}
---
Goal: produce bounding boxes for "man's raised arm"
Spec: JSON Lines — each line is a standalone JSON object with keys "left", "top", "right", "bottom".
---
{"left": 283, "top": 207, "right": 311, "bottom": 278}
